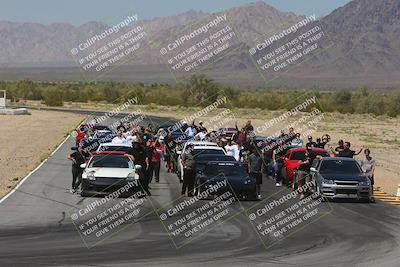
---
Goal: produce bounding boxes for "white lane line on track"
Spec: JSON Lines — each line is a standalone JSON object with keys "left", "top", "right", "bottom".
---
{"left": 0, "top": 134, "right": 72, "bottom": 204}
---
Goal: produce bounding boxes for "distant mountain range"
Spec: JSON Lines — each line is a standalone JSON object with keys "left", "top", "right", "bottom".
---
{"left": 0, "top": 0, "right": 399, "bottom": 88}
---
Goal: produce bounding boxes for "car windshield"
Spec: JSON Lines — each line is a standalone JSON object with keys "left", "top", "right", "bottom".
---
{"left": 158, "top": 125, "right": 183, "bottom": 134}
{"left": 89, "top": 155, "right": 130, "bottom": 168}
{"left": 100, "top": 146, "right": 131, "bottom": 153}
{"left": 204, "top": 163, "right": 247, "bottom": 177}
{"left": 290, "top": 151, "right": 329, "bottom": 160}
{"left": 193, "top": 149, "right": 225, "bottom": 157}
{"left": 319, "top": 160, "right": 361, "bottom": 174}
{"left": 93, "top": 125, "right": 111, "bottom": 131}
{"left": 195, "top": 155, "right": 235, "bottom": 162}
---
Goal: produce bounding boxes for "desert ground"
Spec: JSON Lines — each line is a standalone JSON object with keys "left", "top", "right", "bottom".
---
{"left": 0, "top": 110, "right": 84, "bottom": 197}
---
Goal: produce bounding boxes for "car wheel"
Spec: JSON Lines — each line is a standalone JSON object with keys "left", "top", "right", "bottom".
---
{"left": 80, "top": 190, "right": 90, "bottom": 197}
{"left": 249, "top": 193, "right": 258, "bottom": 201}
{"left": 316, "top": 185, "right": 326, "bottom": 202}
{"left": 282, "top": 168, "right": 289, "bottom": 187}
{"left": 292, "top": 175, "right": 298, "bottom": 191}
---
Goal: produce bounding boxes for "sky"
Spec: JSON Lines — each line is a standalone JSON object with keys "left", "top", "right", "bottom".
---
{"left": 0, "top": 0, "right": 352, "bottom": 25}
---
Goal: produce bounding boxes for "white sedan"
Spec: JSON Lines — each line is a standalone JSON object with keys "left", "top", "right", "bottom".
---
{"left": 80, "top": 151, "right": 142, "bottom": 197}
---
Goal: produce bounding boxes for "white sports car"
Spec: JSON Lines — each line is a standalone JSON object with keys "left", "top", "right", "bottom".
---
{"left": 80, "top": 151, "right": 142, "bottom": 197}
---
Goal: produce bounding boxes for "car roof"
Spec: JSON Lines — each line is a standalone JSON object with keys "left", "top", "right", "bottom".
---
{"left": 219, "top": 128, "right": 238, "bottom": 131}
{"left": 207, "top": 161, "right": 240, "bottom": 165}
{"left": 290, "top": 147, "right": 327, "bottom": 152}
{"left": 196, "top": 154, "right": 233, "bottom": 158}
{"left": 91, "top": 151, "right": 126, "bottom": 155}
{"left": 187, "top": 141, "right": 218, "bottom": 146}
{"left": 193, "top": 146, "right": 224, "bottom": 150}
{"left": 93, "top": 124, "right": 109, "bottom": 128}
{"left": 99, "top": 143, "right": 132, "bottom": 147}
{"left": 322, "top": 157, "right": 356, "bottom": 161}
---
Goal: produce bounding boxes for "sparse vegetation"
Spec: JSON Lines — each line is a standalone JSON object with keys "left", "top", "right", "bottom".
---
{"left": 2, "top": 75, "right": 400, "bottom": 117}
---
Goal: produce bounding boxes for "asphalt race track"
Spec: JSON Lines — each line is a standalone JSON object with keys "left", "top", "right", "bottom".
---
{"left": 0, "top": 114, "right": 399, "bottom": 267}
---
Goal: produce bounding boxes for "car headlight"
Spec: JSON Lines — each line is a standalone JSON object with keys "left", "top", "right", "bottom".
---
{"left": 323, "top": 179, "right": 334, "bottom": 184}
{"left": 244, "top": 178, "right": 252, "bottom": 185}
{"left": 87, "top": 171, "right": 96, "bottom": 181}
{"left": 359, "top": 180, "right": 370, "bottom": 186}
{"left": 127, "top": 172, "right": 139, "bottom": 181}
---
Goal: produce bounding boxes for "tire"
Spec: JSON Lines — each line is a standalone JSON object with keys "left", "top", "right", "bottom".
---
{"left": 80, "top": 190, "right": 91, "bottom": 197}
{"left": 282, "top": 168, "right": 289, "bottom": 187}
{"left": 316, "top": 185, "right": 326, "bottom": 202}
{"left": 249, "top": 193, "right": 258, "bottom": 201}
{"left": 292, "top": 174, "right": 298, "bottom": 191}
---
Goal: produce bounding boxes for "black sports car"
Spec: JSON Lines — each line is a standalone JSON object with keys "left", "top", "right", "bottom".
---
{"left": 195, "top": 154, "right": 236, "bottom": 173}
{"left": 196, "top": 161, "right": 257, "bottom": 200}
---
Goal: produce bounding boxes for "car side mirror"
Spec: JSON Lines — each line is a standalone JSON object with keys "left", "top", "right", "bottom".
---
{"left": 197, "top": 170, "right": 203, "bottom": 174}
{"left": 177, "top": 151, "right": 182, "bottom": 155}
{"left": 135, "top": 164, "right": 142, "bottom": 170}
{"left": 310, "top": 167, "right": 316, "bottom": 172}
{"left": 80, "top": 163, "right": 87, "bottom": 169}
{"left": 71, "top": 147, "right": 78, "bottom": 151}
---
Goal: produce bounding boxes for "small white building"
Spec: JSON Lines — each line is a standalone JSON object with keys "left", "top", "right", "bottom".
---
{"left": 0, "top": 90, "right": 29, "bottom": 115}
{"left": 0, "top": 90, "right": 5, "bottom": 108}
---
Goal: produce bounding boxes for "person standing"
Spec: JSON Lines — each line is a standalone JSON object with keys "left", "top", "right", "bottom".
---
{"left": 124, "top": 138, "right": 151, "bottom": 196}
{"left": 181, "top": 143, "right": 196, "bottom": 197}
{"left": 147, "top": 140, "right": 163, "bottom": 183}
{"left": 224, "top": 137, "right": 240, "bottom": 161}
{"left": 184, "top": 123, "right": 196, "bottom": 138}
{"left": 244, "top": 120, "right": 254, "bottom": 133}
{"left": 334, "top": 140, "right": 344, "bottom": 153}
{"left": 297, "top": 147, "right": 321, "bottom": 199}
{"left": 360, "top": 149, "right": 376, "bottom": 193}
{"left": 164, "top": 132, "right": 176, "bottom": 173}
{"left": 263, "top": 140, "right": 275, "bottom": 176}
{"left": 198, "top": 121, "right": 207, "bottom": 132}
{"left": 112, "top": 131, "right": 128, "bottom": 144}
{"left": 248, "top": 148, "right": 263, "bottom": 199}
{"left": 272, "top": 141, "right": 287, "bottom": 187}
{"left": 305, "top": 136, "right": 317, "bottom": 148}
{"left": 291, "top": 133, "right": 303, "bottom": 147}
{"left": 315, "top": 138, "right": 324, "bottom": 148}
{"left": 331, "top": 142, "right": 363, "bottom": 158}
{"left": 67, "top": 147, "right": 89, "bottom": 193}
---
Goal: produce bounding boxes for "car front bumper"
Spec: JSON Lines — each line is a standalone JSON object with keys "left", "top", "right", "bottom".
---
{"left": 81, "top": 178, "right": 141, "bottom": 196}
{"left": 199, "top": 180, "right": 256, "bottom": 199}
{"left": 320, "top": 183, "right": 371, "bottom": 200}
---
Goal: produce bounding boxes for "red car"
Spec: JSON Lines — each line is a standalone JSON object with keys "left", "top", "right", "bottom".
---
{"left": 75, "top": 123, "right": 96, "bottom": 145}
{"left": 281, "top": 147, "right": 329, "bottom": 185}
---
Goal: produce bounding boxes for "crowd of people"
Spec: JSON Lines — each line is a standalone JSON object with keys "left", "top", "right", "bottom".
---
{"left": 67, "top": 119, "right": 376, "bottom": 198}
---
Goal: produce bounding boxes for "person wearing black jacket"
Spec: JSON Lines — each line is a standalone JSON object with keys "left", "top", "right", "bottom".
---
{"left": 124, "top": 139, "right": 151, "bottom": 196}
{"left": 67, "top": 147, "right": 89, "bottom": 193}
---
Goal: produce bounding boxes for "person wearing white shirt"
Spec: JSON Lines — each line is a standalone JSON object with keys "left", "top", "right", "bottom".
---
{"left": 224, "top": 138, "right": 240, "bottom": 161}
{"left": 185, "top": 126, "right": 195, "bottom": 138}
{"left": 194, "top": 130, "right": 207, "bottom": 141}
{"left": 112, "top": 131, "right": 128, "bottom": 144}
